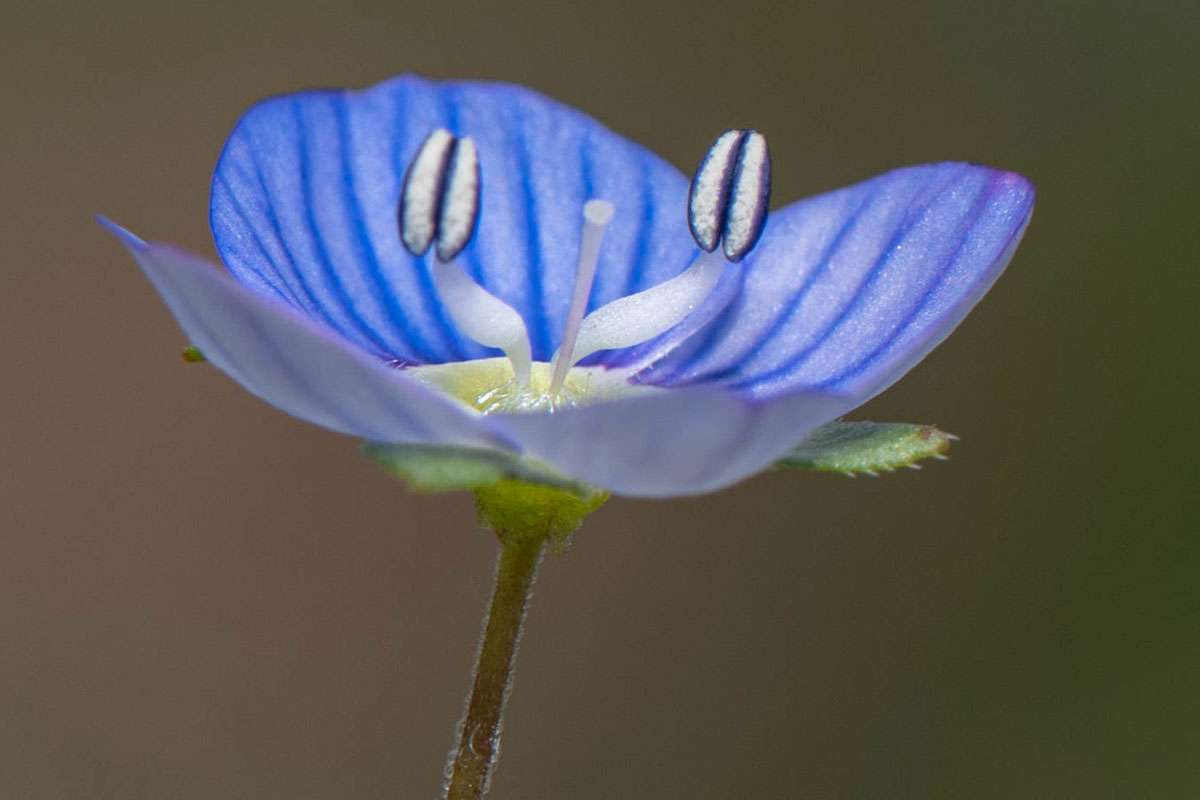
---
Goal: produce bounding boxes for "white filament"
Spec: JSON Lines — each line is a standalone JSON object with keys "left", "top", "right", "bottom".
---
{"left": 548, "top": 200, "right": 615, "bottom": 394}
{"left": 556, "top": 248, "right": 727, "bottom": 370}
{"left": 428, "top": 198, "right": 733, "bottom": 407}
{"left": 431, "top": 260, "right": 532, "bottom": 388}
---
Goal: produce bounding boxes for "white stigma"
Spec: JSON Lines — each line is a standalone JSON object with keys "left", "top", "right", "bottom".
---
{"left": 549, "top": 199, "right": 615, "bottom": 394}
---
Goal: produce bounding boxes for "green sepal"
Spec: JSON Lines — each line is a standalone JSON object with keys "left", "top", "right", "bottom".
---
{"left": 474, "top": 480, "right": 609, "bottom": 551}
{"left": 181, "top": 345, "right": 206, "bottom": 363}
{"left": 775, "top": 421, "right": 955, "bottom": 476}
{"left": 363, "top": 443, "right": 607, "bottom": 549}
{"left": 362, "top": 442, "right": 589, "bottom": 495}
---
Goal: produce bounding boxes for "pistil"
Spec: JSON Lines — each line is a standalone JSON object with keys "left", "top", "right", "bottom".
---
{"left": 398, "top": 126, "right": 773, "bottom": 415}
{"left": 548, "top": 200, "right": 614, "bottom": 395}
{"left": 399, "top": 129, "right": 534, "bottom": 389}
{"left": 552, "top": 248, "right": 728, "bottom": 370}
{"left": 548, "top": 128, "right": 771, "bottom": 375}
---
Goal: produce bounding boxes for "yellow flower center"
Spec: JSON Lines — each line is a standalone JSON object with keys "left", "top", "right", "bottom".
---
{"left": 409, "top": 357, "right": 663, "bottom": 414}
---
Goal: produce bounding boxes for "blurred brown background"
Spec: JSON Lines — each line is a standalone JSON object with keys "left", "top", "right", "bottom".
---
{"left": 2, "top": 1, "right": 1196, "bottom": 797}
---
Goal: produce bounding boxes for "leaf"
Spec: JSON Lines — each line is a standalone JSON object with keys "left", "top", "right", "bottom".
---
{"left": 362, "top": 442, "right": 587, "bottom": 494}
{"left": 775, "top": 421, "right": 955, "bottom": 476}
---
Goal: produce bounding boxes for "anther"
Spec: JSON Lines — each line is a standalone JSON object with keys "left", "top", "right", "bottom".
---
{"left": 687, "top": 129, "right": 771, "bottom": 262}
{"left": 399, "top": 129, "right": 481, "bottom": 262}
{"left": 551, "top": 134, "right": 771, "bottom": 369}
{"left": 399, "top": 129, "right": 533, "bottom": 390}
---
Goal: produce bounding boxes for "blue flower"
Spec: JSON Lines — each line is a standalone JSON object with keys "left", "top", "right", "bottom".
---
{"left": 103, "top": 74, "right": 1035, "bottom": 497}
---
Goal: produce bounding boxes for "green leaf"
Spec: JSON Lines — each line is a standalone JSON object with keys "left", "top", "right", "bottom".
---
{"left": 362, "top": 442, "right": 587, "bottom": 494}
{"left": 775, "top": 421, "right": 955, "bottom": 476}
{"left": 181, "top": 345, "right": 206, "bottom": 363}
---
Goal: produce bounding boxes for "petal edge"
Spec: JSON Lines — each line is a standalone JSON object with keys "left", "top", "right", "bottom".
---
{"left": 101, "top": 218, "right": 510, "bottom": 450}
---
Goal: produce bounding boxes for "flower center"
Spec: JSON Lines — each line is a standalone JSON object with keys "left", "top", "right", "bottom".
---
{"left": 417, "top": 195, "right": 730, "bottom": 413}
{"left": 409, "top": 357, "right": 665, "bottom": 414}
{"left": 397, "top": 127, "right": 772, "bottom": 414}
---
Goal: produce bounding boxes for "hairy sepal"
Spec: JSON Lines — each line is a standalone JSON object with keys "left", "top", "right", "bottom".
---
{"left": 775, "top": 421, "right": 954, "bottom": 476}
{"left": 363, "top": 441, "right": 589, "bottom": 495}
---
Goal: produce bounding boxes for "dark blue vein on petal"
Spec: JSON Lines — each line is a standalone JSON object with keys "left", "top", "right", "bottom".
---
{"left": 568, "top": 129, "right": 604, "bottom": 365}
{"left": 626, "top": 151, "right": 660, "bottom": 296}
{"left": 211, "top": 175, "right": 294, "bottom": 305}
{"left": 240, "top": 292, "right": 434, "bottom": 440}
{"left": 730, "top": 166, "right": 968, "bottom": 392}
{"left": 816, "top": 175, "right": 1004, "bottom": 390}
{"left": 515, "top": 113, "right": 549, "bottom": 360}
{"left": 676, "top": 182, "right": 884, "bottom": 385}
{"left": 333, "top": 94, "right": 427, "bottom": 365}
{"left": 592, "top": 152, "right": 663, "bottom": 368}
{"left": 394, "top": 87, "right": 468, "bottom": 364}
{"left": 578, "top": 127, "right": 597, "bottom": 327}
{"left": 442, "top": 89, "right": 485, "bottom": 287}
{"left": 291, "top": 100, "right": 395, "bottom": 359}
{"left": 240, "top": 144, "right": 341, "bottom": 333}
{"left": 436, "top": 87, "right": 485, "bottom": 361}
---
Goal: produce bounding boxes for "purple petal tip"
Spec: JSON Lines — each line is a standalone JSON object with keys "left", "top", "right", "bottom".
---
{"left": 96, "top": 215, "right": 148, "bottom": 251}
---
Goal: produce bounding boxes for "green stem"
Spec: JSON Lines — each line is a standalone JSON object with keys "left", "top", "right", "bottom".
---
{"left": 443, "top": 531, "right": 544, "bottom": 800}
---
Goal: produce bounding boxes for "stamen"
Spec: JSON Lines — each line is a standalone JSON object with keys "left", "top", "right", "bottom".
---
{"left": 399, "top": 130, "right": 533, "bottom": 388}
{"left": 556, "top": 248, "right": 727, "bottom": 370}
{"left": 721, "top": 131, "right": 770, "bottom": 261}
{"left": 688, "top": 130, "right": 744, "bottom": 253}
{"left": 687, "top": 129, "right": 771, "bottom": 262}
{"left": 435, "top": 137, "right": 480, "bottom": 261}
{"left": 396, "top": 128, "right": 772, "bottom": 412}
{"left": 549, "top": 199, "right": 614, "bottom": 394}
{"left": 432, "top": 260, "right": 532, "bottom": 387}
{"left": 399, "top": 129, "right": 454, "bottom": 257}
{"left": 550, "top": 129, "right": 772, "bottom": 371}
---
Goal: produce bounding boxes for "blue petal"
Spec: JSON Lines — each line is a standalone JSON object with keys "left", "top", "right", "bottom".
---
{"left": 491, "top": 388, "right": 849, "bottom": 497}
{"left": 636, "top": 163, "right": 1035, "bottom": 403}
{"left": 211, "top": 75, "right": 697, "bottom": 365}
{"left": 101, "top": 219, "right": 511, "bottom": 449}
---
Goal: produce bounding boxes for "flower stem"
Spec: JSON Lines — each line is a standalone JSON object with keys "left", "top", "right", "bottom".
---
{"left": 443, "top": 531, "right": 544, "bottom": 800}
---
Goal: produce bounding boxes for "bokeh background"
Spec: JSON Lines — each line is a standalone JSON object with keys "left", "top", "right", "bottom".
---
{"left": 3, "top": 1, "right": 1196, "bottom": 797}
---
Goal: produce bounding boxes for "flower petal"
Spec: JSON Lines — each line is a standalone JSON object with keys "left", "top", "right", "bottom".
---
{"left": 489, "top": 388, "right": 849, "bottom": 497}
{"left": 636, "top": 163, "right": 1035, "bottom": 403}
{"left": 101, "top": 219, "right": 510, "bottom": 449}
{"left": 211, "top": 75, "right": 697, "bottom": 365}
